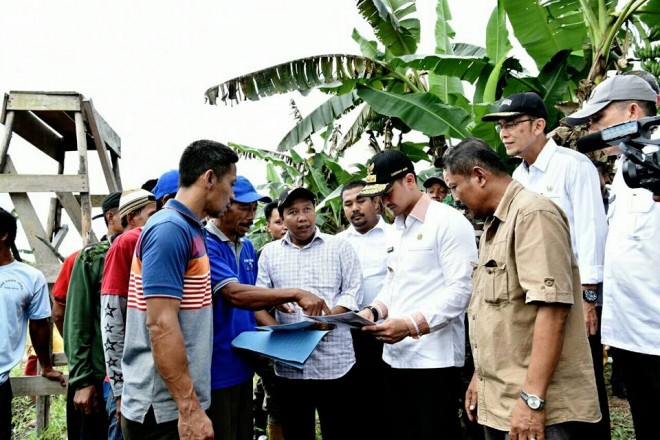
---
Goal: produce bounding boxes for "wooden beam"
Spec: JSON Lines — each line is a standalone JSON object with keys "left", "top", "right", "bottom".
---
{"left": 111, "top": 155, "right": 123, "bottom": 191}
{"left": 40, "top": 263, "right": 64, "bottom": 284}
{"left": 10, "top": 111, "right": 64, "bottom": 161}
{"left": 84, "top": 99, "right": 121, "bottom": 157}
{"left": 7, "top": 91, "right": 82, "bottom": 112}
{"left": 83, "top": 100, "right": 118, "bottom": 191}
{"left": 9, "top": 376, "right": 68, "bottom": 397}
{"left": 74, "top": 112, "right": 94, "bottom": 246}
{"left": 3, "top": 157, "right": 60, "bottom": 265}
{"left": 0, "top": 110, "right": 14, "bottom": 172}
{"left": 0, "top": 175, "right": 88, "bottom": 193}
{"left": 55, "top": 192, "right": 83, "bottom": 237}
{"left": 53, "top": 352, "right": 68, "bottom": 366}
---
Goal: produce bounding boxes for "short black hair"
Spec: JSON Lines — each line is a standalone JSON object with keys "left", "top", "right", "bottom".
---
{"left": 264, "top": 201, "right": 279, "bottom": 223}
{"left": 179, "top": 140, "right": 239, "bottom": 188}
{"left": 0, "top": 207, "right": 18, "bottom": 247}
{"left": 340, "top": 180, "right": 368, "bottom": 202}
{"left": 614, "top": 100, "right": 657, "bottom": 117}
{"left": 443, "top": 138, "right": 508, "bottom": 178}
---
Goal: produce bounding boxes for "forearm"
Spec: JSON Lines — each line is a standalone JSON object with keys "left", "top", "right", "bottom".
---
{"left": 51, "top": 303, "right": 65, "bottom": 336}
{"left": 255, "top": 310, "right": 277, "bottom": 326}
{"left": 101, "top": 295, "right": 127, "bottom": 397}
{"left": 330, "top": 305, "right": 350, "bottom": 315}
{"left": 147, "top": 306, "right": 201, "bottom": 412}
{"left": 221, "top": 283, "right": 301, "bottom": 310}
{"left": 29, "top": 319, "right": 54, "bottom": 371}
{"left": 522, "top": 304, "right": 570, "bottom": 397}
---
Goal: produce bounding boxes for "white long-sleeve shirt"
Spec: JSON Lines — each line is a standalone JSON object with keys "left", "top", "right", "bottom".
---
{"left": 601, "top": 158, "right": 660, "bottom": 356}
{"left": 513, "top": 139, "right": 607, "bottom": 284}
{"left": 374, "top": 195, "right": 477, "bottom": 369}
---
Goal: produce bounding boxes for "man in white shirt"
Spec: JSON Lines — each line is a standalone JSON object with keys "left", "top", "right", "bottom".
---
{"left": 564, "top": 74, "right": 659, "bottom": 440}
{"left": 357, "top": 151, "right": 477, "bottom": 440}
{"left": 338, "top": 180, "right": 392, "bottom": 439}
{"left": 483, "top": 92, "right": 610, "bottom": 439}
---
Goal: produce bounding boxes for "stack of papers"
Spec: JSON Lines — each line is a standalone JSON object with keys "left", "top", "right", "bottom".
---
{"left": 231, "top": 321, "right": 330, "bottom": 369}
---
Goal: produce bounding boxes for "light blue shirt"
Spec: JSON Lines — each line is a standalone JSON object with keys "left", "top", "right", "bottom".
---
{"left": 0, "top": 260, "right": 50, "bottom": 384}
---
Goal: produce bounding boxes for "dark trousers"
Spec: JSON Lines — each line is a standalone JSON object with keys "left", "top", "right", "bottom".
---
{"left": 121, "top": 407, "right": 179, "bottom": 440}
{"left": 66, "top": 381, "right": 108, "bottom": 440}
{"left": 0, "top": 380, "right": 12, "bottom": 440}
{"left": 208, "top": 380, "right": 254, "bottom": 440}
{"left": 351, "top": 329, "right": 387, "bottom": 440}
{"left": 616, "top": 348, "right": 660, "bottom": 440}
{"left": 578, "top": 306, "right": 611, "bottom": 439}
{"left": 276, "top": 367, "right": 358, "bottom": 440}
{"left": 384, "top": 366, "right": 462, "bottom": 440}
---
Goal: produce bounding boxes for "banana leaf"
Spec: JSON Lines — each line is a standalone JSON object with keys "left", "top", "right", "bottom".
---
{"left": 357, "top": 85, "right": 471, "bottom": 138}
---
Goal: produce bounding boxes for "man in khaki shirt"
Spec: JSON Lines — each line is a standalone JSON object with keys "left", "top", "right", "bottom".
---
{"left": 443, "top": 138, "right": 600, "bottom": 440}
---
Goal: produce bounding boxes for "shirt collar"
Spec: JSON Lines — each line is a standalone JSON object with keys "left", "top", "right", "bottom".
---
{"left": 522, "top": 138, "right": 556, "bottom": 172}
{"left": 491, "top": 180, "right": 526, "bottom": 224}
{"left": 164, "top": 199, "right": 204, "bottom": 227}
{"left": 281, "top": 226, "right": 324, "bottom": 248}
{"left": 205, "top": 220, "right": 242, "bottom": 243}
{"left": 343, "top": 216, "right": 388, "bottom": 236}
{"left": 396, "top": 193, "right": 431, "bottom": 228}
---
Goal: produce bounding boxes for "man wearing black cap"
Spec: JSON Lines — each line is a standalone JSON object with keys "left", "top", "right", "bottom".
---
{"left": 52, "top": 191, "right": 124, "bottom": 335}
{"left": 64, "top": 190, "right": 129, "bottom": 440}
{"left": 357, "top": 150, "right": 477, "bottom": 439}
{"left": 564, "top": 75, "right": 659, "bottom": 440}
{"left": 256, "top": 185, "right": 362, "bottom": 440}
{"left": 483, "top": 92, "right": 610, "bottom": 438}
{"left": 423, "top": 173, "right": 449, "bottom": 202}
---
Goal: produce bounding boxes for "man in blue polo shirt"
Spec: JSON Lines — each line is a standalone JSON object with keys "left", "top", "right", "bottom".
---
{"left": 206, "top": 176, "right": 329, "bottom": 440}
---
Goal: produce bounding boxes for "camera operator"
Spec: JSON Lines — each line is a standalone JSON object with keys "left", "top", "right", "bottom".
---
{"left": 565, "top": 75, "right": 659, "bottom": 440}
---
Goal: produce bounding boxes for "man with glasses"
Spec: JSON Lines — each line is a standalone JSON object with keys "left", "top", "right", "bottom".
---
{"left": 483, "top": 93, "right": 610, "bottom": 438}
{"left": 564, "top": 75, "right": 659, "bottom": 440}
{"left": 357, "top": 150, "right": 477, "bottom": 440}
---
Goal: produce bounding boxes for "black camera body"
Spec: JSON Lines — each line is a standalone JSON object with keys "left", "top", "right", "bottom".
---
{"left": 577, "top": 116, "right": 660, "bottom": 196}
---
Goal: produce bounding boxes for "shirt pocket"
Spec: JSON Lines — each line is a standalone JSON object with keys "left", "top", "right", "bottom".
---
{"left": 480, "top": 260, "right": 509, "bottom": 305}
{"left": 625, "top": 193, "right": 656, "bottom": 240}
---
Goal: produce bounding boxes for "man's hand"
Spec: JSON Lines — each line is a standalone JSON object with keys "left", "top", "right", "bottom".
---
{"left": 74, "top": 385, "right": 99, "bottom": 415}
{"left": 357, "top": 308, "right": 373, "bottom": 321}
{"left": 41, "top": 367, "right": 66, "bottom": 387}
{"left": 362, "top": 318, "right": 410, "bottom": 344}
{"left": 116, "top": 397, "right": 121, "bottom": 422}
{"left": 465, "top": 373, "right": 478, "bottom": 422}
{"left": 509, "top": 399, "right": 546, "bottom": 440}
{"left": 178, "top": 405, "right": 214, "bottom": 440}
{"left": 295, "top": 290, "right": 331, "bottom": 316}
{"left": 582, "top": 300, "right": 598, "bottom": 336}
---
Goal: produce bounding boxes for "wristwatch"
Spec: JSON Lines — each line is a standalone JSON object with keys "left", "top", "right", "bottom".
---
{"left": 582, "top": 288, "right": 598, "bottom": 303}
{"left": 520, "top": 390, "right": 545, "bottom": 410}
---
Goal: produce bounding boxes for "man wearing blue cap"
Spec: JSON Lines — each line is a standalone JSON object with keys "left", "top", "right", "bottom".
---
{"left": 152, "top": 169, "right": 179, "bottom": 208}
{"left": 205, "top": 176, "right": 329, "bottom": 440}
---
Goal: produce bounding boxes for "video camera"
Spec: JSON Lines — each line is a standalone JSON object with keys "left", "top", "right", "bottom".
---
{"left": 577, "top": 115, "right": 660, "bottom": 196}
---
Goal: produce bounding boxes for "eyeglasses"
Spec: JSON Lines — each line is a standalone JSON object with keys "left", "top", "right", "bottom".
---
{"left": 495, "top": 118, "right": 536, "bottom": 133}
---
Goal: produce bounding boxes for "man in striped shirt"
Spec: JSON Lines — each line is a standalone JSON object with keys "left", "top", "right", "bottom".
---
{"left": 120, "top": 140, "right": 238, "bottom": 440}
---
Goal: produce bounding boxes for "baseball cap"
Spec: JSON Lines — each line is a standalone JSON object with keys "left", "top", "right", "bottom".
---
{"left": 92, "top": 191, "right": 122, "bottom": 220}
{"left": 564, "top": 75, "right": 657, "bottom": 126}
{"left": 359, "top": 150, "right": 415, "bottom": 197}
{"left": 153, "top": 169, "right": 179, "bottom": 200}
{"left": 118, "top": 189, "right": 156, "bottom": 220}
{"left": 423, "top": 173, "right": 448, "bottom": 189}
{"left": 482, "top": 92, "right": 548, "bottom": 122}
{"left": 277, "top": 186, "right": 315, "bottom": 215}
{"left": 233, "top": 176, "right": 272, "bottom": 204}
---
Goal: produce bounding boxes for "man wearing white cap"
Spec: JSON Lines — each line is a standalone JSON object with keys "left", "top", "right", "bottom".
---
{"left": 564, "top": 74, "right": 659, "bottom": 440}
{"left": 100, "top": 189, "right": 157, "bottom": 439}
